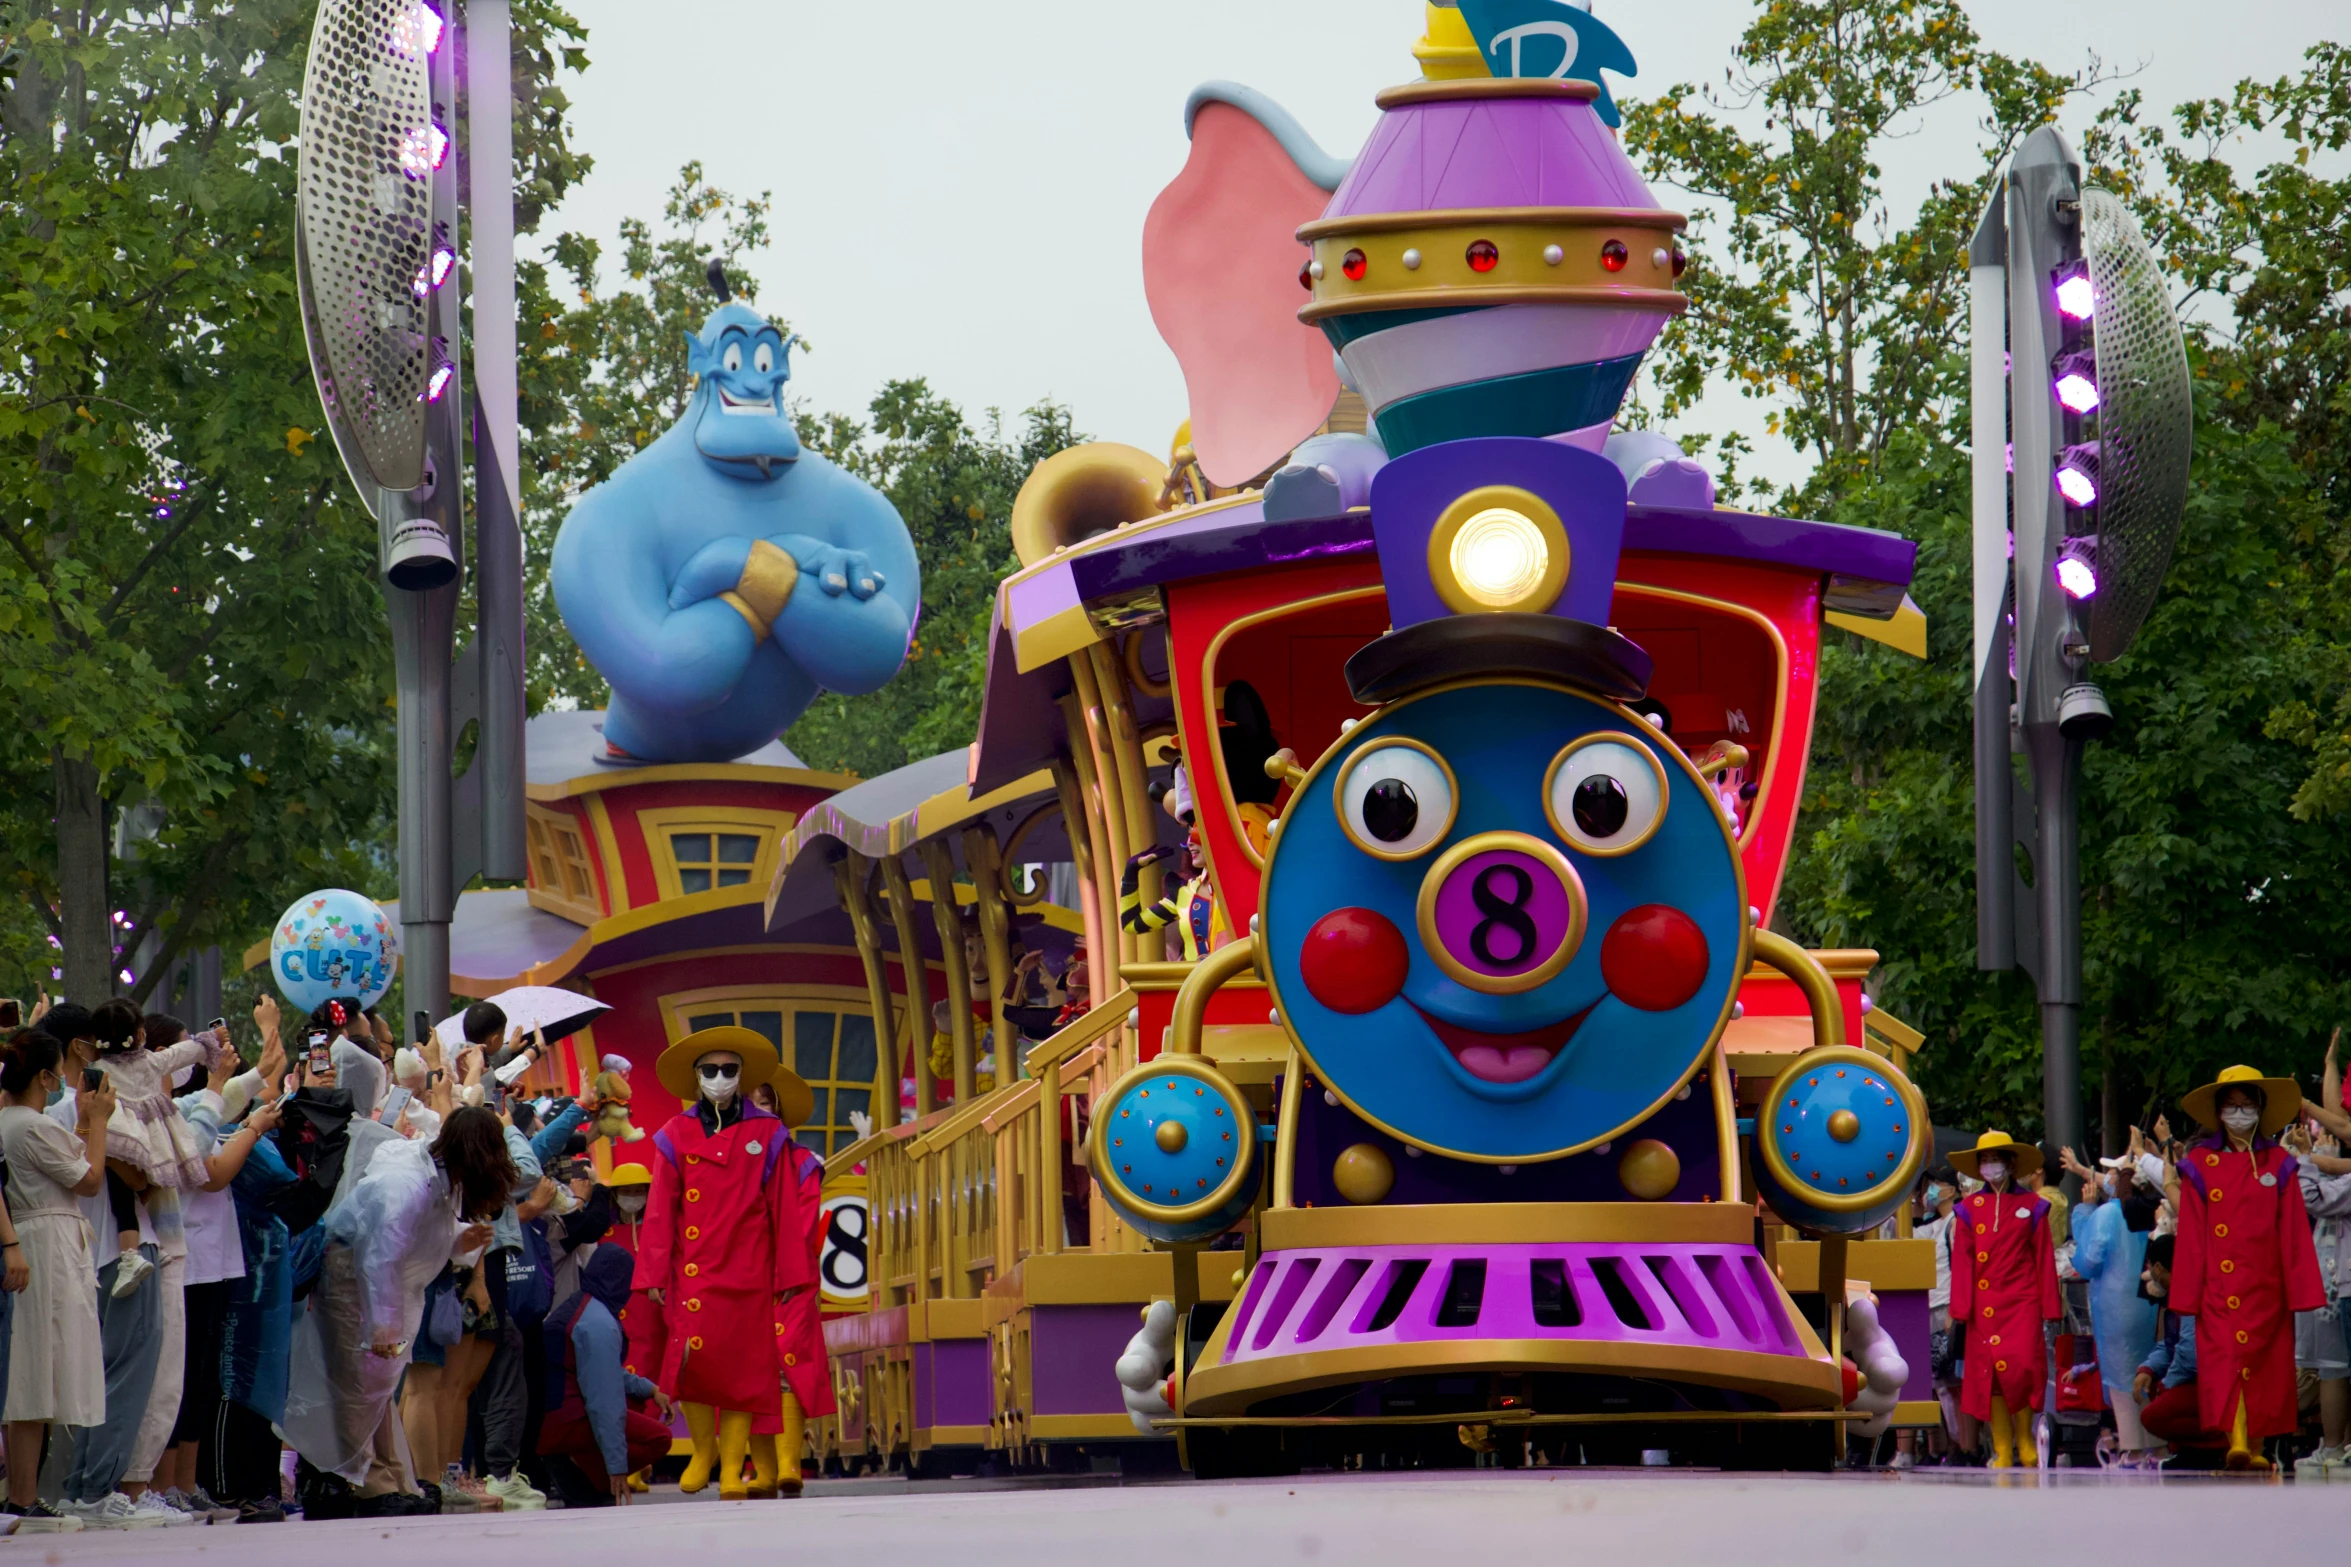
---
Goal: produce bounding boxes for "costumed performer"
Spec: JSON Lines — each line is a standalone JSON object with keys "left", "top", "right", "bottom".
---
{"left": 1948, "top": 1130, "right": 2060, "bottom": 1468}
{"left": 638, "top": 1026, "right": 813, "bottom": 1500}
{"left": 2172, "top": 1064, "right": 2326, "bottom": 1470}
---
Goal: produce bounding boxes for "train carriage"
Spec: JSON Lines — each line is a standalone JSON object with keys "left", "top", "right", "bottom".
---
{"left": 769, "top": 2, "right": 1945, "bottom": 1477}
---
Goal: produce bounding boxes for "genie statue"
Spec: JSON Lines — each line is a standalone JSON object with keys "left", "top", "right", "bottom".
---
{"left": 551, "top": 281, "right": 920, "bottom": 763}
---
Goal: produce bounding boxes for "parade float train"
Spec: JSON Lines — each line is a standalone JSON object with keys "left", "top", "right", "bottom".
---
{"left": 763, "top": 3, "right": 1946, "bottom": 1475}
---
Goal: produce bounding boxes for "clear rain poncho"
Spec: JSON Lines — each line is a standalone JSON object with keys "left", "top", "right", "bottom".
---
{"left": 2070, "top": 1192, "right": 2157, "bottom": 1396}
{"left": 276, "top": 1137, "right": 461, "bottom": 1484}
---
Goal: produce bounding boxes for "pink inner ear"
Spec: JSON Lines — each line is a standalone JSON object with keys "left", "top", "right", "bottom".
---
{"left": 1143, "top": 103, "right": 1340, "bottom": 490}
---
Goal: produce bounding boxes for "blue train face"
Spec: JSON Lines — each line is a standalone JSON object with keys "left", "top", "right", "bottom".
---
{"left": 1260, "top": 680, "right": 1747, "bottom": 1163}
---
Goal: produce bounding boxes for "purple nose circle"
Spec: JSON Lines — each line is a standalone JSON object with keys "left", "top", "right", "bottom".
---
{"left": 1420, "top": 839, "right": 1586, "bottom": 993}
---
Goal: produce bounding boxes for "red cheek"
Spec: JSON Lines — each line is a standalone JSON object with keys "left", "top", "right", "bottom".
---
{"left": 1299, "top": 908, "right": 1409, "bottom": 1015}
{"left": 1599, "top": 904, "right": 1709, "bottom": 1012}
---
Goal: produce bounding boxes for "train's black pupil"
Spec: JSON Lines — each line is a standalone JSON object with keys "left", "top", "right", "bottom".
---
{"left": 1363, "top": 778, "right": 1419, "bottom": 842}
{"left": 1573, "top": 775, "right": 1629, "bottom": 838}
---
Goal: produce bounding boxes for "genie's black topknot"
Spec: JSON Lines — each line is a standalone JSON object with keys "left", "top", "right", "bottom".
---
{"left": 706, "top": 258, "right": 732, "bottom": 302}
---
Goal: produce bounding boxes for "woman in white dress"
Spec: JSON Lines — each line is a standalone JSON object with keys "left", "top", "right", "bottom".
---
{"left": 0, "top": 1030, "right": 114, "bottom": 1526}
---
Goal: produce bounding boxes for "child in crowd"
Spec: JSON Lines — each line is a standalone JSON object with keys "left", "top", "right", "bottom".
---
{"left": 87, "top": 998, "right": 222, "bottom": 1297}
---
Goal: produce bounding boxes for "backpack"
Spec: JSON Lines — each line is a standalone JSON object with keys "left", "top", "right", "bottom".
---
{"left": 503, "top": 1216, "right": 554, "bottom": 1322}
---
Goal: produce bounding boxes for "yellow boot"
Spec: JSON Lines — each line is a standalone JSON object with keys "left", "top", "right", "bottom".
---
{"left": 779, "top": 1390, "right": 806, "bottom": 1498}
{"left": 2223, "top": 1394, "right": 2272, "bottom": 1471}
{"left": 679, "top": 1402, "right": 719, "bottom": 1494}
{"left": 747, "top": 1433, "right": 779, "bottom": 1500}
{"left": 2012, "top": 1404, "right": 2039, "bottom": 1470}
{"left": 626, "top": 1467, "right": 650, "bottom": 1494}
{"left": 718, "top": 1410, "right": 753, "bottom": 1499}
{"left": 1986, "top": 1396, "right": 2015, "bottom": 1468}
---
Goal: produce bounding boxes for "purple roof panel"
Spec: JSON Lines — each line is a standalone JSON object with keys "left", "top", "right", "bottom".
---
{"left": 1328, "top": 97, "right": 1658, "bottom": 219}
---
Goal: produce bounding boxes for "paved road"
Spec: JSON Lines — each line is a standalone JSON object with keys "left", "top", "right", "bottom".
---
{"left": 7, "top": 1471, "right": 2333, "bottom": 1565}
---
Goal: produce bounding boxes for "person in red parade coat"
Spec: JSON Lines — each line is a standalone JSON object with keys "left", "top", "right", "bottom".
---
{"left": 2172, "top": 1064, "right": 2328, "bottom": 1470}
{"left": 761, "top": 1076, "right": 837, "bottom": 1497}
{"left": 603, "top": 1161, "right": 661, "bottom": 1492}
{"left": 1948, "top": 1130, "right": 2061, "bottom": 1467}
{"left": 638, "top": 1025, "right": 814, "bottom": 1500}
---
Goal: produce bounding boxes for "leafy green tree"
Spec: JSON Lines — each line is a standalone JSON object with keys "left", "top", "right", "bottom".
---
{"left": 789, "top": 389, "right": 1078, "bottom": 778}
{"left": 2079, "top": 47, "right": 2351, "bottom": 824}
{"left": 1785, "top": 390, "right": 2350, "bottom": 1140}
{"left": 0, "top": 0, "right": 587, "bottom": 1005}
{"left": 1621, "top": 0, "right": 2104, "bottom": 508}
{"left": 1629, "top": 7, "right": 2351, "bottom": 1141}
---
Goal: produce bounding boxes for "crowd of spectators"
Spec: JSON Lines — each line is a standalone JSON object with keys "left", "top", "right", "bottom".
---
{"left": 0, "top": 992, "right": 648, "bottom": 1531}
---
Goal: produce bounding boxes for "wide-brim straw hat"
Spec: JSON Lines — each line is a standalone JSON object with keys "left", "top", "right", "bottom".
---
{"left": 2180, "top": 1063, "right": 2302, "bottom": 1136}
{"left": 654, "top": 1024, "right": 780, "bottom": 1102}
{"left": 1948, "top": 1129, "right": 2043, "bottom": 1180}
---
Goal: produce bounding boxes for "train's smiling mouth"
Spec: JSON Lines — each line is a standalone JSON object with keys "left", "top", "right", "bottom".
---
{"left": 1410, "top": 1002, "right": 1597, "bottom": 1085}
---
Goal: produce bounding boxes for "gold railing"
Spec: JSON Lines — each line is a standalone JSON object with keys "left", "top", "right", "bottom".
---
{"left": 849, "top": 988, "right": 1145, "bottom": 1310}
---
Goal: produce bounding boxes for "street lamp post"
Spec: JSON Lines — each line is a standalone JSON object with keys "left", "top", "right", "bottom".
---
{"left": 295, "top": 0, "right": 526, "bottom": 1029}
{"left": 1971, "top": 125, "right": 2193, "bottom": 1167}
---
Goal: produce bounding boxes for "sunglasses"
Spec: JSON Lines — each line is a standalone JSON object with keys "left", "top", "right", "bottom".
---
{"left": 696, "top": 1062, "right": 741, "bottom": 1081}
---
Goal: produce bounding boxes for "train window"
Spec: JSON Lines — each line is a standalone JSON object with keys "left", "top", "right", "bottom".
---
{"left": 1608, "top": 588, "right": 1785, "bottom": 844}
{"left": 1528, "top": 1259, "right": 1582, "bottom": 1327}
{"left": 1433, "top": 1259, "right": 1487, "bottom": 1327}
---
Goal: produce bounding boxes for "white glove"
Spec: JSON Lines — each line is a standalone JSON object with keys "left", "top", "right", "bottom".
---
{"left": 1114, "top": 1299, "right": 1178, "bottom": 1434}
{"left": 1842, "top": 1293, "right": 1909, "bottom": 1439}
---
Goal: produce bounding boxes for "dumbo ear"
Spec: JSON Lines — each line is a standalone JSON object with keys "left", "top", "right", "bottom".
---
{"left": 1143, "top": 87, "right": 1344, "bottom": 490}
{"left": 684, "top": 330, "right": 713, "bottom": 378}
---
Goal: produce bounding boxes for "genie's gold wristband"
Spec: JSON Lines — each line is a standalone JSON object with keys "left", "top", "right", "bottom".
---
{"left": 719, "top": 539, "right": 799, "bottom": 642}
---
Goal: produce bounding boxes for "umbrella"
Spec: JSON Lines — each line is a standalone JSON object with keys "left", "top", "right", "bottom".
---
{"left": 434, "top": 986, "right": 610, "bottom": 1052}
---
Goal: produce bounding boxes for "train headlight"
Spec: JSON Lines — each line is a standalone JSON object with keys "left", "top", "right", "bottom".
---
{"left": 1428, "top": 486, "right": 1569, "bottom": 615}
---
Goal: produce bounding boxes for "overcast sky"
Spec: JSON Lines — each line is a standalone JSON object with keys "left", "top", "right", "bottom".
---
{"left": 532, "top": 0, "right": 2335, "bottom": 494}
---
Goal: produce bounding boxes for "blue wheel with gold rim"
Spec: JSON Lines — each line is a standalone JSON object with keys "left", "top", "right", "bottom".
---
{"left": 1089, "top": 1056, "right": 1258, "bottom": 1244}
{"left": 1751, "top": 1045, "right": 1929, "bottom": 1235}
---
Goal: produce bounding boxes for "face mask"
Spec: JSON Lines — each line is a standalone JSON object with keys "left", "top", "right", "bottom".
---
{"left": 1979, "top": 1159, "right": 2009, "bottom": 1185}
{"left": 617, "top": 1193, "right": 648, "bottom": 1220}
{"left": 698, "top": 1058, "right": 741, "bottom": 1108}
{"left": 1922, "top": 1183, "right": 1943, "bottom": 1209}
{"left": 2220, "top": 1105, "right": 2260, "bottom": 1135}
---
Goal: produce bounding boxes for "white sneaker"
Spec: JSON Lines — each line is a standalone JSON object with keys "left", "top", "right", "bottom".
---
{"left": 482, "top": 1471, "right": 545, "bottom": 1511}
{"left": 2295, "top": 1445, "right": 2346, "bottom": 1478}
{"left": 129, "top": 1490, "right": 195, "bottom": 1527}
{"left": 110, "top": 1250, "right": 155, "bottom": 1299}
{"left": 63, "top": 1493, "right": 166, "bottom": 1530}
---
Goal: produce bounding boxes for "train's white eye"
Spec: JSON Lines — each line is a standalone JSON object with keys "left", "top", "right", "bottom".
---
{"left": 723, "top": 343, "right": 743, "bottom": 373}
{"left": 754, "top": 342, "right": 774, "bottom": 374}
{"left": 1546, "top": 734, "right": 1668, "bottom": 856}
{"left": 1336, "top": 740, "right": 1456, "bottom": 860}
